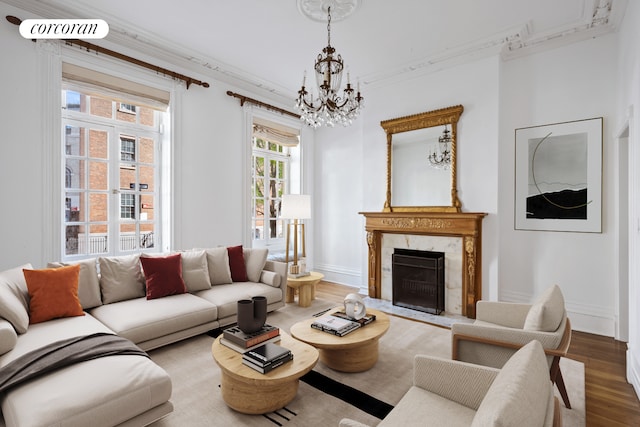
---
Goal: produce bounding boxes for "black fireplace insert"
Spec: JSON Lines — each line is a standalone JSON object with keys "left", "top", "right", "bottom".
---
{"left": 392, "top": 248, "right": 445, "bottom": 315}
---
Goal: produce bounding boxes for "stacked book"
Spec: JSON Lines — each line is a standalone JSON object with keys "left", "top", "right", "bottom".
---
{"left": 311, "top": 311, "right": 377, "bottom": 336}
{"left": 242, "top": 342, "right": 293, "bottom": 374}
{"left": 331, "top": 310, "right": 377, "bottom": 326}
{"left": 311, "top": 314, "right": 361, "bottom": 336}
{"left": 221, "top": 324, "right": 281, "bottom": 353}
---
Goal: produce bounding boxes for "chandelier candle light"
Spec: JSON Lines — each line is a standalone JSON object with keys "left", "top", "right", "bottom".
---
{"left": 428, "top": 125, "right": 452, "bottom": 170}
{"left": 295, "top": 6, "right": 363, "bottom": 128}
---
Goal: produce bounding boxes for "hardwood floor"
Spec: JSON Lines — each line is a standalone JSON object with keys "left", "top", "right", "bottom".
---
{"left": 315, "top": 280, "right": 640, "bottom": 426}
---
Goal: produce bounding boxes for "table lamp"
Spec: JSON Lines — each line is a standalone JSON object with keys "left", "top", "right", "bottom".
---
{"left": 280, "top": 194, "right": 311, "bottom": 277}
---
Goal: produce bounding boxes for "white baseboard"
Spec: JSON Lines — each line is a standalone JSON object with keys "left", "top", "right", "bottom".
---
{"left": 313, "top": 263, "right": 365, "bottom": 291}
{"left": 627, "top": 348, "right": 640, "bottom": 400}
{"left": 500, "top": 290, "right": 616, "bottom": 337}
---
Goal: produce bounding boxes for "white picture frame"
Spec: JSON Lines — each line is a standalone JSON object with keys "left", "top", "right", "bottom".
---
{"left": 514, "top": 117, "right": 603, "bottom": 233}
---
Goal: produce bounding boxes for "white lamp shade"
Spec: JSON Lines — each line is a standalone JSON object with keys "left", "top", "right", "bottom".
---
{"left": 280, "top": 194, "right": 311, "bottom": 219}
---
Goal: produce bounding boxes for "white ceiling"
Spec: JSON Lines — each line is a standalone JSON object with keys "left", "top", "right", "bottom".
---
{"left": 3, "top": 0, "right": 628, "bottom": 103}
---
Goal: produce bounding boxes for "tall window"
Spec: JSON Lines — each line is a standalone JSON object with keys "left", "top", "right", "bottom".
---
{"left": 61, "top": 86, "right": 165, "bottom": 259}
{"left": 250, "top": 118, "right": 300, "bottom": 247}
{"left": 252, "top": 139, "right": 287, "bottom": 241}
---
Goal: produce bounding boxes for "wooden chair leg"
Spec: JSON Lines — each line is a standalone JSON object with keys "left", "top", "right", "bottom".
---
{"left": 550, "top": 356, "right": 572, "bottom": 409}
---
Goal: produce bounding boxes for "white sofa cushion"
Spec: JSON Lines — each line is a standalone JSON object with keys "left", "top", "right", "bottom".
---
{"left": 0, "top": 264, "right": 31, "bottom": 334}
{"left": 523, "top": 285, "right": 565, "bottom": 332}
{"left": 379, "top": 386, "right": 475, "bottom": 427}
{"left": 0, "top": 314, "right": 172, "bottom": 427}
{"left": 243, "top": 247, "right": 268, "bottom": 282}
{"left": 471, "top": 341, "right": 551, "bottom": 427}
{"left": 47, "top": 258, "right": 102, "bottom": 309}
{"left": 98, "top": 254, "right": 146, "bottom": 304}
{"left": 179, "top": 250, "right": 211, "bottom": 292}
{"left": 89, "top": 293, "right": 218, "bottom": 344}
{"left": 204, "top": 247, "right": 233, "bottom": 285}
{"left": 196, "top": 282, "right": 283, "bottom": 321}
{"left": 0, "top": 319, "right": 17, "bottom": 356}
{"left": 2, "top": 354, "right": 171, "bottom": 427}
{"left": 0, "top": 315, "right": 114, "bottom": 365}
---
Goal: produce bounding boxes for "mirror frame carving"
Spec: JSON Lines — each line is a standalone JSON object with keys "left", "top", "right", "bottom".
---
{"left": 381, "top": 105, "right": 464, "bottom": 212}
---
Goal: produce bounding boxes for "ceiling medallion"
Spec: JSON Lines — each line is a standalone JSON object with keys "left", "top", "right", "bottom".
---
{"left": 297, "top": 0, "right": 361, "bottom": 23}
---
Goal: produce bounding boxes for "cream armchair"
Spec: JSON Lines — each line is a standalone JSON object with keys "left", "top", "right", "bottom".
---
{"left": 339, "top": 341, "right": 561, "bottom": 427}
{"left": 451, "top": 285, "right": 572, "bottom": 408}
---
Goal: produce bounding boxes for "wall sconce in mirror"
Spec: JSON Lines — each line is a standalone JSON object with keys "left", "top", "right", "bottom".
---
{"left": 428, "top": 125, "right": 452, "bottom": 170}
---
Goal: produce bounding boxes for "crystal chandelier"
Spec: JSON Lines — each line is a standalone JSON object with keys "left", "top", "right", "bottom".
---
{"left": 428, "top": 125, "right": 452, "bottom": 170}
{"left": 295, "top": 6, "right": 363, "bottom": 128}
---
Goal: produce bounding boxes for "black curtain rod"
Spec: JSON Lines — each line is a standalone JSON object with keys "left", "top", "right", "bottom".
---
{"left": 6, "top": 15, "right": 209, "bottom": 89}
{"left": 226, "top": 91, "right": 300, "bottom": 119}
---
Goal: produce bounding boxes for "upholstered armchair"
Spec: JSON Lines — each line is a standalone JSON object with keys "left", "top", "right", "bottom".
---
{"left": 451, "top": 285, "right": 572, "bottom": 408}
{"left": 339, "top": 340, "right": 561, "bottom": 427}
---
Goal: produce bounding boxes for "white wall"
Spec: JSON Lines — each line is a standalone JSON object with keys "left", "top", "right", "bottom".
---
{"left": 499, "top": 35, "right": 619, "bottom": 336}
{"left": 616, "top": 0, "right": 640, "bottom": 398}
{"left": 173, "top": 84, "right": 246, "bottom": 250}
{"left": 0, "top": 2, "right": 44, "bottom": 270}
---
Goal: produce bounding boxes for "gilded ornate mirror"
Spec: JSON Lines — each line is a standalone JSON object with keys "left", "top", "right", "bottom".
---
{"left": 380, "top": 105, "right": 464, "bottom": 212}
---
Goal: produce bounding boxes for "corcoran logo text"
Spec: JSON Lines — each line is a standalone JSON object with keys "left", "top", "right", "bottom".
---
{"left": 19, "top": 19, "right": 109, "bottom": 39}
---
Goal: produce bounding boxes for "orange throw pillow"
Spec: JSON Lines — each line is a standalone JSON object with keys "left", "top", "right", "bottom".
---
{"left": 23, "top": 264, "right": 84, "bottom": 324}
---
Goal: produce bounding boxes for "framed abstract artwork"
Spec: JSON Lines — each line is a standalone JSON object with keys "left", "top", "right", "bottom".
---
{"left": 515, "top": 117, "right": 603, "bottom": 233}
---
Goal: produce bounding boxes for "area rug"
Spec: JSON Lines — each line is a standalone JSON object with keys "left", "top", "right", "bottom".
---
{"left": 148, "top": 299, "right": 585, "bottom": 426}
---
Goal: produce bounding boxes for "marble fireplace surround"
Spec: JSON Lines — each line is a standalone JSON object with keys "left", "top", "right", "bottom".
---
{"left": 383, "top": 234, "right": 462, "bottom": 314}
{"left": 360, "top": 212, "right": 487, "bottom": 318}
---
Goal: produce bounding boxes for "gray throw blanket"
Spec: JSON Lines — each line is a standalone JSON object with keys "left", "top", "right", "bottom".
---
{"left": 0, "top": 332, "right": 149, "bottom": 394}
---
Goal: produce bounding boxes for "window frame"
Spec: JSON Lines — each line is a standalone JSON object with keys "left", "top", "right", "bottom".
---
{"left": 251, "top": 138, "right": 290, "bottom": 244}
{"left": 246, "top": 109, "right": 304, "bottom": 252}
{"left": 60, "top": 85, "right": 165, "bottom": 260}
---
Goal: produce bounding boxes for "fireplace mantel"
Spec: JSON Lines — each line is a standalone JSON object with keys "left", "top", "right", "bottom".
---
{"left": 360, "top": 211, "right": 487, "bottom": 318}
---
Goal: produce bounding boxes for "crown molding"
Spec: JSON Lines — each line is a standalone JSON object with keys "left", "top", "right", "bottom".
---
{"left": 500, "top": 0, "right": 627, "bottom": 60}
{"left": 2, "top": 0, "right": 627, "bottom": 98}
{"left": 361, "top": 0, "right": 626, "bottom": 89}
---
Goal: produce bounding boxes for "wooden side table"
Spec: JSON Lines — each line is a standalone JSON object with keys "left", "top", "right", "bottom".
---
{"left": 286, "top": 271, "right": 324, "bottom": 307}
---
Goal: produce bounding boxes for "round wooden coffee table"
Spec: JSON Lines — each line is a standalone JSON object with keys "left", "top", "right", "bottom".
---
{"left": 290, "top": 308, "right": 390, "bottom": 372}
{"left": 211, "top": 331, "right": 318, "bottom": 414}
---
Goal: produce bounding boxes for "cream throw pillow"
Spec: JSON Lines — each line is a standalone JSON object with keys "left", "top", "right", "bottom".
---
{"left": 48, "top": 258, "right": 102, "bottom": 309}
{"left": 523, "top": 284, "right": 565, "bottom": 332}
{"left": 243, "top": 248, "right": 268, "bottom": 283}
{"left": 98, "top": 254, "right": 146, "bottom": 304}
{"left": 0, "top": 319, "right": 17, "bottom": 355}
{"left": 471, "top": 341, "right": 550, "bottom": 427}
{"left": 0, "top": 264, "right": 31, "bottom": 334}
{"left": 260, "top": 270, "right": 281, "bottom": 288}
{"left": 179, "top": 250, "right": 211, "bottom": 292}
{"left": 205, "top": 247, "right": 233, "bottom": 285}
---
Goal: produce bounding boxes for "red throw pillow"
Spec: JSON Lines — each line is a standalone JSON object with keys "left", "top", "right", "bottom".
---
{"left": 227, "top": 245, "right": 248, "bottom": 282}
{"left": 23, "top": 264, "right": 84, "bottom": 324}
{"left": 140, "top": 253, "right": 187, "bottom": 300}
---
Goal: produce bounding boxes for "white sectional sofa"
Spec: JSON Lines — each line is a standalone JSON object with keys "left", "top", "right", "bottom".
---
{"left": 0, "top": 246, "right": 287, "bottom": 427}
